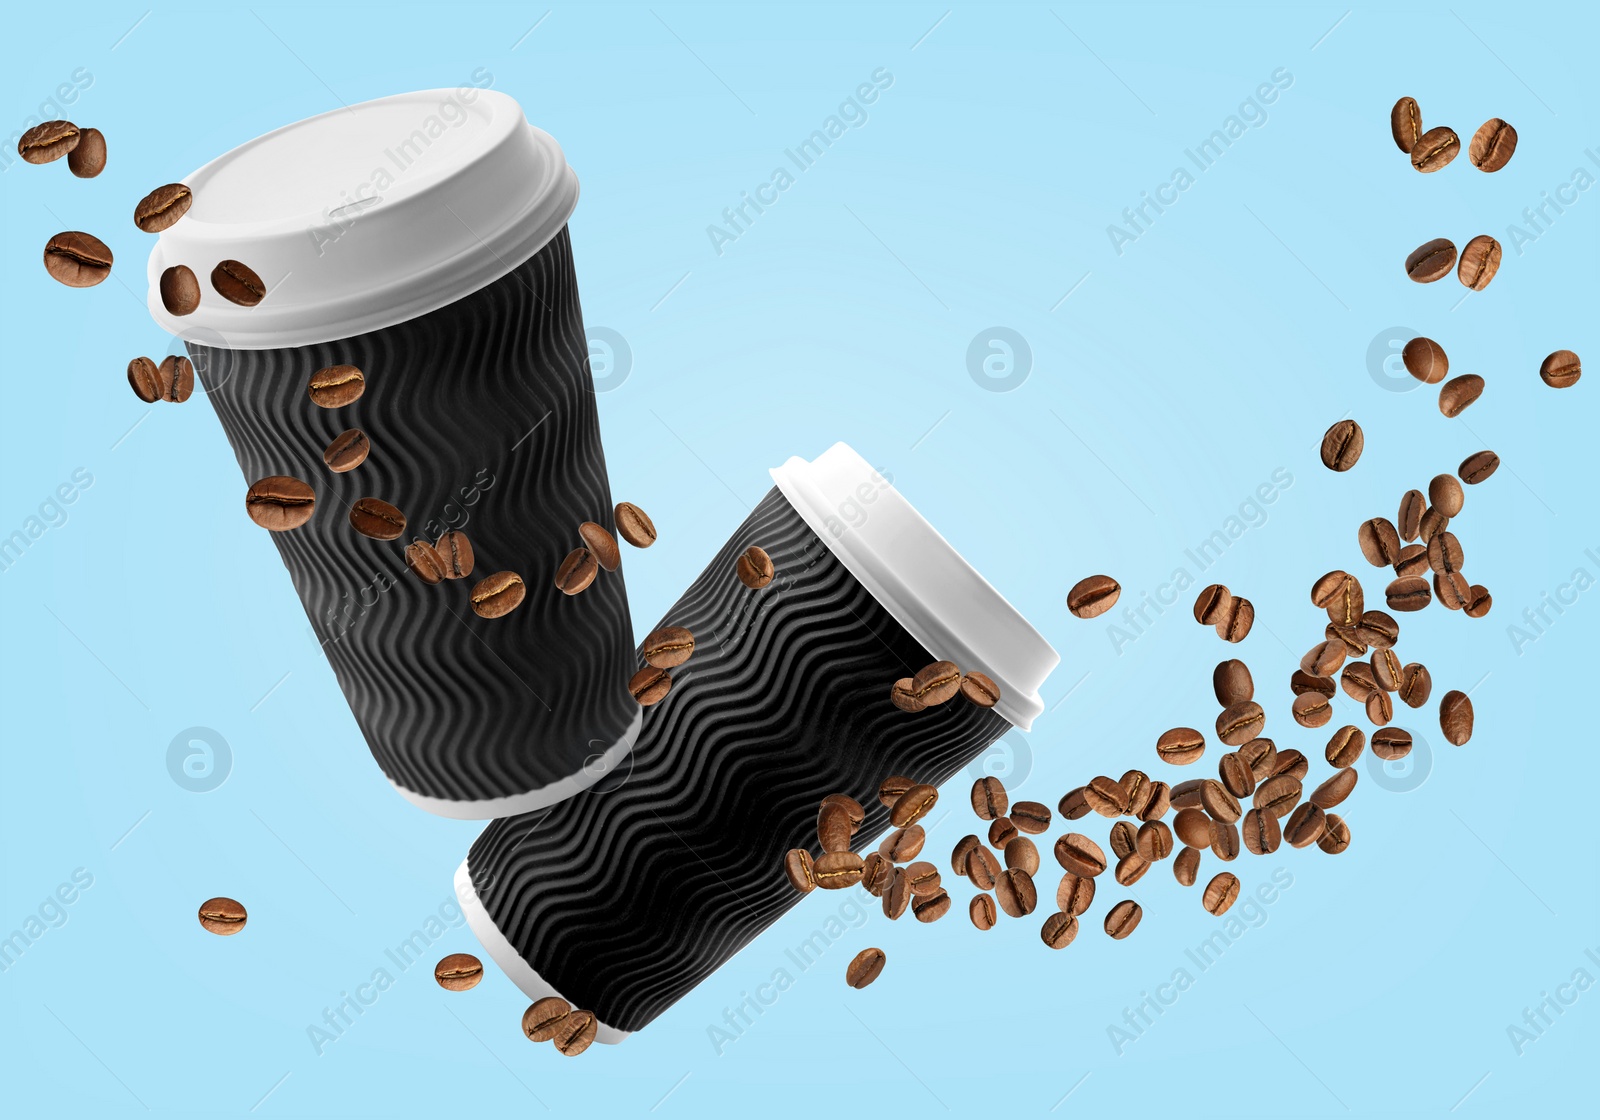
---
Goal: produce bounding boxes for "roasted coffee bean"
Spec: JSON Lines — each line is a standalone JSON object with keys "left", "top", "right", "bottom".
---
{"left": 434, "top": 953, "right": 483, "bottom": 992}
{"left": 1326, "top": 725, "right": 1366, "bottom": 768}
{"left": 321, "top": 428, "right": 369, "bottom": 473}
{"left": 817, "top": 803, "right": 854, "bottom": 853}
{"left": 1427, "top": 531, "right": 1464, "bottom": 576}
{"left": 1011, "top": 801, "right": 1051, "bottom": 834}
{"left": 995, "top": 869, "right": 1037, "bottom": 918}
{"left": 1253, "top": 775, "right": 1302, "bottom": 819}
{"left": 1439, "top": 374, "right": 1485, "bottom": 417}
{"left": 1398, "top": 490, "right": 1426, "bottom": 540}
{"left": 1174, "top": 846, "right": 1201, "bottom": 887}
{"left": 960, "top": 671, "right": 1001, "bottom": 708}
{"left": 615, "top": 502, "right": 657, "bottom": 548}
{"left": 883, "top": 869, "right": 910, "bottom": 919}
{"left": 1301, "top": 639, "right": 1345, "bottom": 677}
{"left": 1120, "top": 771, "right": 1154, "bottom": 818}
{"left": 1320, "top": 420, "right": 1364, "bottom": 472}
{"left": 211, "top": 259, "right": 266, "bottom": 306}
{"left": 1402, "top": 336, "right": 1449, "bottom": 384}
{"left": 1136, "top": 820, "right": 1174, "bottom": 862}
{"left": 1440, "top": 690, "right": 1474, "bottom": 745}
{"left": 1174, "top": 808, "right": 1215, "bottom": 849}
{"left": 890, "top": 784, "right": 938, "bottom": 827}
{"left": 127, "top": 356, "right": 161, "bottom": 403}
{"left": 1315, "top": 570, "right": 1365, "bottom": 626}
{"left": 889, "top": 679, "right": 925, "bottom": 713}
{"left": 783, "top": 849, "right": 816, "bottom": 892}
{"left": 1356, "top": 610, "right": 1399, "bottom": 650}
{"left": 158, "top": 354, "right": 194, "bottom": 402}
{"left": 44, "top": 231, "right": 113, "bottom": 287}
{"left": 1469, "top": 118, "right": 1517, "bottom": 171}
{"left": 405, "top": 540, "right": 447, "bottom": 584}
{"left": 642, "top": 626, "right": 695, "bottom": 669}
{"left": 1458, "top": 234, "right": 1502, "bottom": 290}
{"left": 1169, "top": 779, "right": 1206, "bottom": 811}
{"left": 1270, "top": 749, "right": 1309, "bottom": 781}
{"left": 1387, "top": 576, "right": 1432, "bottom": 612}
{"left": 970, "top": 776, "right": 1008, "bottom": 820}
{"left": 1399, "top": 663, "right": 1434, "bottom": 708}
{"left": 67, "top": 127, "right": 105, "bottom": 177}
{"left": 471, "top": 571, "right": 526, "bottom": 620}
{"left": 308, "top": 364, "right": 364, "bottom": 407}
{"left": 1104, "top": 899, "right": 1143, "bottom": 940}
{"left": 554, "top": 547, "right": 599, "bottom": 595}
{"left": 1540, "top": 349, "right": 1582, "bottom": 389}
{"left": 1459, "top": 450, "right": 1500, "bottom": 485}
{"left": 1372, "top": 649, "right": 1404, "bottom": 692}
{"left": 1284, "top": 803, "right": 1327, "bottom": 848}
{"left": 1084, "top": 775, "right": 1130, "bottom": 817}
{"left": 1067, "top": 574, "right": 1121, "bottom": 618}
{"left": 878, "top": 775, "right": 915, "bottom": 807}
{"left": 579, "top": 522, "right": 621, "bottom": 572}
{"left": 18, "top": 119, "right": 80, "bottom": 164}
{"left": 435, "top": 531, "right": 474, "bottom": 579}
{"left": 1406, "top": 237, "right": 1456, "bottom": 283}
{"left": 1390, "top": 96, "right": 1422, "bottom": 153}
{"left": 1464, "top": 585, "right": 1493, "bottom": 618}
{"left": 912, "top": 660, "right": 961, "bottom": 706}
{"left": 1241, "top": 808, "right": 1281, "bottom": 855}
{"left": 1318, "top": 814, "right": 1352, "bottom": 854}
{"left": 813, "top": 851, "right": 865, "bottom": 890}
{"left": 1419, "top": 504, "right": 1451, "bottom": 543}
{"left": 1193, "top": 583, "right": 1233, "bottom": 625}
{"left": 1366, "top": 688, "right": 1394, "bottom": 725}
{"left": 1156, "top": 727, "right": 1206, "bottom": 765}
{"left": 1394, "top": 543, "right": 1429, "bottom": 579}
{"left": 554, "top": 1011, "right": 597, "bottom": 1057}
{"left": 1042, "top": 911, "right": 1081, "bottom": 948}
{"left": 1004, "top": 837, "right": 1040, "bottom": 875}
{"left": 1209, "top": 821, "right": 1240, "bottom": 862}
{"left": 880, "top": 825, "right": 924, "bottom": 862}
{"left": 1057, "top": 872, "right": 1096, "bottom": 915}
{"left": 159, "top": 264, "right": 200, "bottom": 313}
{"left": 1115, "top": 852, "right": 1151, "bottom": 886}
{"left": 987, "top": 817, "right": 1019, "bottom": 849}
{"left": 1213, "top": 659, "right": 1254, "bottom": 706}
{"left": 1202, "top": 872, "right": 1241, "bottom": 916}
{"left": 1410, "top": 126, "right": 1460, "bottom": 172}
{"left": 966, "top": 896, "right": 992, "bottom": 934}
{"left": 1054, "top": 833, "right": 1107, "bottom": 877}
{"left": 846, "top": 947, "right": 886, "bottom": 988}
{"left": 1240, "top": 737, "right": 1278, "bottom": 782}
{"left": 134, "top": 183, "right": 192, "bottom": 232}
{"left": 1358, "top": 518, "right": 1402, "bottom": 567}
{"left": 349, "top": 497, "right": 405, "bottom": 540}
{"left": 1218, "top": 752, "right": 1256, "bottom": 799}
{"left": 1292, "top": 670, "right": 1337, "bottom": 697}
{"left": 1216, "top": 702, "right": 1264, "bottom": 747}
{"left": 1200, "top": 780, "right": 1242, "bottom": 823}
{"left": 735, "top": 545, "right": 774, "bottom": 589}
{"left": 1311, "top": 769, "right": 1357, "bottom": 809}
{"left": 197, "top": 896, "right": 247, "bottom": 935}
{"left": 1216, "top": 597, "right": 1254, "bottom": 643}
{"left": 824, "top": 796, "right": 864, "bottom": 829}
{"left": 628, "top": 665, "right": 671, "bottom": 705}
{"left": 1058, "top": 786, "right": 1091, "bottom": 820}
{"left": 522, "top": 997, "right": 572, "bottom": 1042}
{"left": 950, "top": 833, "right": 980, "bottom": 876}
{"left": 1436, "top": 571, "right": 1471, "bottom": 611}
{"left": 1108, "top": 821, "right": 1138, "bottom": 861}
{"left": 906, "top": 861, "right": 942, "bottom": 896}
{"left": 245, "top": 475, "right": 315, "bottom": 531}
{"left": 969, "top": 894, "right": 998, "bottom": 931}
{"left": 1371, "top": 727, "right": 1414, "bottom": 761}
{"left": 967, "top": 846, "right": 1001, "bottom": 891}
{"left": 1138, "top": 781, "right": 1172, "bottom": 823}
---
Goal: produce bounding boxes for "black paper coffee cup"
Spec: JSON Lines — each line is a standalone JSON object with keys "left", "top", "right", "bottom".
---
{"left": 146, "top": 89, "right": 638, "bottom": 817}
{"left": 456, "top": 444, "right": 1058, "bottom": 1040}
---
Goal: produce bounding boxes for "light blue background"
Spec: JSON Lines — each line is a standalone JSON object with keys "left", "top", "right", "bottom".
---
{"left": 3, "top": 3, "right": 1595, "bottom": 1116}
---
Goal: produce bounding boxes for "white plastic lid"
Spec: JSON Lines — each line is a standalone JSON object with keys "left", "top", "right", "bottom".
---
{"left": 145, "top": 89, "right": 578, "bottom": 349}
{"left": 770, "top": 444, "right": 1059, "bottom": 730}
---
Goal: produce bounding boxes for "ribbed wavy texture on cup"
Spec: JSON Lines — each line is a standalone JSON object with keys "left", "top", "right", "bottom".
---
{"left": 191, "top": 229, "right": 635, "bottom": 806}
{"left": 466, "top": 488, "right": 1010, "bottom": 1032}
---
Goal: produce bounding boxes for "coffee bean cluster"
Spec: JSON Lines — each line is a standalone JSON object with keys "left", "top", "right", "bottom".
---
{"left": 1404, "top": 234, "right": 1502, "bottom": 290}
{"left": 521, "top": 996, "right": 599, "bottom": 1057}
{"left": 631, "top": 623, "right": 695, "bottom": 707}
{"left": 1193, "top": 583, "right": 1254, "bottom": 643}
{"left": 18, "top": 119, "right": 106, "bottom": 178}
{"left": 888, "top": 660, "right": 1001, "bottom": 713}
{"left": 1390, "top": 100, "right": 1516, "bottom": 174}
